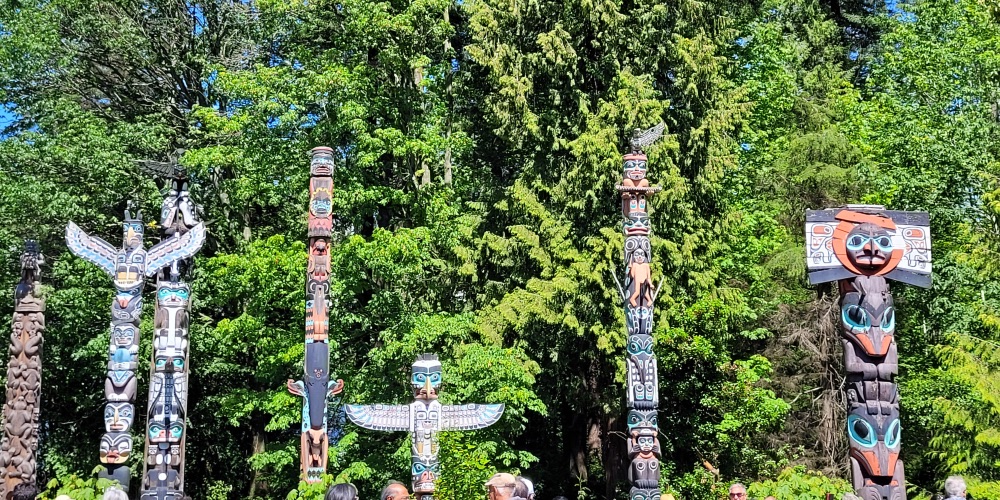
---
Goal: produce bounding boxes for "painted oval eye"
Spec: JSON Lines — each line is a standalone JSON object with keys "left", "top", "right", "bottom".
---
{"left": 634, "top": 462, "right": 646, "bottom": 471}
{"left": 429, "top": 373, "right": 441, "bottom": 384}
{"left": 881, "top": 307, "right": 896, "bottom": 332}
{"left": 628, "top": 340, "right": 641, "bottom": 355}
{"left": 885, "top": 419, "right": 901, "bottom": 448}
{"left": 156, "top": 358, "right": 166, "bottom": 368}
{"left": 121, "top": 407, "right": 132, "bottom": 418}
{"left": 104, "top": 407, "right": 114, "bottom": 418}
{"left": 875, "top": 236, "right": 893, "bottom": 251}
{"left": 169, "top": 423, "right": 184, "bottom": 438}
{"left": 848, "top": 415, "right": 877, "bottom": 448}
{"left": 638, "top": 197, "right": 646, "bottom": 209}
{"left": 842, "top": 305, "right": 871, "bottom": 334}
{"left": 149, "top": 424, "right": 164, "bottom": 438}
{"left": 118, "top": 255, "right": 126, "bottom": 263}
{"left": 413, "top": 373, "right": 426, "bottom": 383}
{"left": 173, "top": 359, "right": 184, "bottom": 368}
{"left": 628, "top": 414, "right": 640, "bottom": 426}
{"left": 625, "top": 160, "right": 636, "bottom": 169}
{"left": 846, "top": 235, "right": 869, "bottom": 250}
{"left": 648, "top": 460, "right": 659, "bottom": 471}
{"left": 412, "top": 463, "right": 426, "bottom": 473}
{"left": 645, "top": 382, "right": 655, "bottom": 395}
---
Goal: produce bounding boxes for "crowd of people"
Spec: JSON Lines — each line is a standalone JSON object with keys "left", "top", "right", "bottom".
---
{"left": 0, "top": 473, "right": 975, "bottom": 499}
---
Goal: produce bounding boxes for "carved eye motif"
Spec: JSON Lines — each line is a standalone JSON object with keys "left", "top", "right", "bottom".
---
{"left": 848, "top": 415, "right": 877, "bottom": 448}
{"left": 842, "top": 305, "right": 871, "bottom": 334}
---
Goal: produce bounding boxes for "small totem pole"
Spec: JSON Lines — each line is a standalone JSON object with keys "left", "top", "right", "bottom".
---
{"left": 137, "top": 158, "right": 206, "bottom": 499}
{"left": 287, "top": 147, "right": 345, "bottom": 483}
{"left": 346, "top": 354, "right": 505, "bottom": 500}
{"left": 613, "top": 124, "right": 665, "bottom": 500}
{"left": 67, "top": 207, "right": 205, "bottom": 489}
{"left": 0, "top": 241, "right": 45, "bottom": 498}
{"left": 805, "top": 206, "right": 932, "bottom": 500}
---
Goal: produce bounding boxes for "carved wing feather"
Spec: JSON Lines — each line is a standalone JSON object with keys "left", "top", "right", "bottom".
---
{"left": 145, "top": 222, "right": 207, "bottom": 276}
{"left": 66, "top": 221, "right": 117, "bottom": 277}
{"left": 441, "top": 404, "right": 504, "bottom": 430}
{"left": 345, "top": 404, "right": 410, "bottom": 431}
{"left": 631, "top": 122, "right": 666, "bottom": 150}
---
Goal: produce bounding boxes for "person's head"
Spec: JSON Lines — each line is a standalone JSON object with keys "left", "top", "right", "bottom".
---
{"left": 11, "top": 483, "right": 38, "bottom": 500}
{"left": 728, "top": 483, "right": 747, "bottom": 500}
{"left": 945, "top": 476, "right": 967, "bottom": 498}
{"left": 381, "top": 480, "right": 411, "bottom": 500}
{"left": 326, "top": 483, "right": 360, "bottom": 500}
{"left": 519, "top": 477, "right": 535, "bottom": 500}
{"left": 102, "top": 487, "right": 129, "bottom": 500}
{"left": 513, "top": 477, "right": 530, "bottom": 499}
{"left": 485, "top": 473, "right": 518, "bottom": 500}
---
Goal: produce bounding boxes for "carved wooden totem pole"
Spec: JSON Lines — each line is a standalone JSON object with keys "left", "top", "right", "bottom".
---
{"left": 67, "top": 207, "right": 205, "bottom": 489}
{"left": 137, "top": 158, "right": 206, "bottom": 499}
{"left": 0, "top": 241, "right": 45, "bottom": 499}
{"left": 805, "top": 206, "right": 932, "bottom": 500}
{"left": 613, "top": 124, "right": 665, "bottom": 500}
{"left": 287, "top": 147, "right": 345, "bottom": 483}
{"left": 346, "top": 354, "right": 504, "bottom": 500}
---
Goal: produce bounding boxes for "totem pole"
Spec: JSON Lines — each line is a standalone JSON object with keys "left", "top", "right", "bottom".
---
{"left": 137, "top": 158, "right": 206, "bottom": 499}
{"left": 287, "top": 147, "right": 345, "bottom": 483}
{"left": 0, "top": 241, "right": 45, "bottom": 499}
{"left": 67, "top": 208, "right": 205, "bottom": 489}
{"left": 612, "top": 124, "right": 665, "bottom": 500}
{"left": 805, "top": 206, "right": 932, "bottom": 500}
{"left": 346, "top": 354, "right": 505, "bottom": 500}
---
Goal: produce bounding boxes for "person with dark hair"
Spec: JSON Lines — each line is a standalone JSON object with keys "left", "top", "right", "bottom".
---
{"left": 381, "top": 480, "right": 410, "bottom": 500}
{"left": 11, "top": 483, "right": 38, "bottom": 500}
{"left": 325, "top": 483, "right": 359, "bottom": 500}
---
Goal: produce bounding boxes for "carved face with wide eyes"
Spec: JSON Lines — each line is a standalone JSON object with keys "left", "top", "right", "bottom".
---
{"left": 847, "top": 406, "right": 901, "bottom": 479}
{"left": 845, "top": 223, "right": 894, "bottom": 270}
{"left": 100, "top": 432, "right": 133, "bottom": 464}
{"left": 627, "top": 409, "right": 658, "bottom": 436}
{"left": 623, "top": 157, "right": 648, "bottom": 180}
{"left": 155, "top": 354, "right": 185, "bottom": 373}
{"left": 104, "top": 403, "right": 134, "bottom": 432}
{"left": 412, "top": 355, "right": 442, "bottom": 400}
{"left": 122, "top": 221, "right": 144, "bottom": 248}
{"left": 411, "top": 457, "right": 439, "bottom": 493}
{"left": 157, "top": 285, "right": 190, "bottom": 307}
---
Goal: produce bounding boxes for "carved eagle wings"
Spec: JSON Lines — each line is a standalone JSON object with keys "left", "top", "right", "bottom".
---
{"left": 345, "top": 404, "right": 410, "bottom": 431}
{"left": 145, "top": 222, "right": 206, "bottom": 276}
{"left": 346, "top": 403, "right": 505, "bottom": 431}
{"left": 441, "top": 404, "right": 504, "bottom": 430}
{"left": 66, "top": 221, "right": 117, "bottom": 277}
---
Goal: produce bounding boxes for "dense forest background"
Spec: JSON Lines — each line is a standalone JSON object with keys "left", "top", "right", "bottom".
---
{"left": 1, "top": 0, "right": 1000, "bottom": 498}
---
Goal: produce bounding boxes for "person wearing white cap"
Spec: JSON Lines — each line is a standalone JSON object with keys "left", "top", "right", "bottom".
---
{"left": 516, "top": 477, "right": 535, "bottom": 500}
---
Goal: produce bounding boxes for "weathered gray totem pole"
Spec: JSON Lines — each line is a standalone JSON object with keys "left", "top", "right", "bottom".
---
{"left": 0, "top": 241, "right": 45, "bottom": 498}
{"left": 613, "top": 124, "right": 665, "bottom": 500}
{"left": 287, "top": 147, "right": 345, "bottom": 483}
{"left": 138, "top": 159, "right": 206, "bottom": 499}
{"left": 346, "top": 354, "right": 504, "bottom": 500}
{"left": 67, "top": 205, "right": 205, "bottom": 489}
{"left": 805, "top": 206, "right": 932, "bottom": 500}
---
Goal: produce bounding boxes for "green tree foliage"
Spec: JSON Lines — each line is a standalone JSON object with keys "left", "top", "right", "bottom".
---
{"left": 3, "top": 0, "right": 1000, "bottom": 498}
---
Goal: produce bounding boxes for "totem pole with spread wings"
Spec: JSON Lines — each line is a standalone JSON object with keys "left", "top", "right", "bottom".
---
{"left": 67, "top": 202, "right": 204, "bottom": 490}
{"left": 805, "top": 206, "right": 932, "bottom": 500}
{"left": 346, "top": 354, "right": 504, "bottom": 500}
